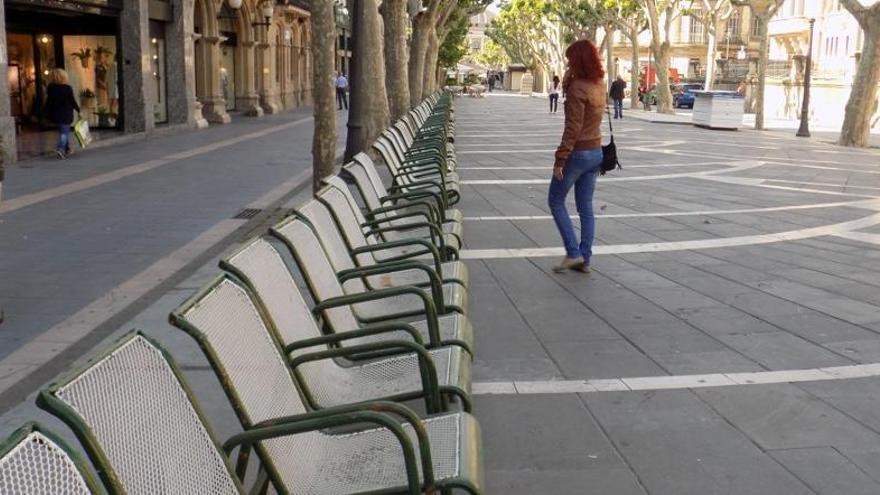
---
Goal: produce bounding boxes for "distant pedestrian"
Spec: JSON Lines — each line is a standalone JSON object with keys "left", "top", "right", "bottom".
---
{"left": 736, "top": 80, "right": 747, "bottom": 96}
{"left": 335, "top": 72, "right": 348, "bottom": 110}
{"left": 639, "top": 85, "right": 651, "bottom": 111}
{"left": 610, "top": 75, "right": 626, "bottom": 119}
{"left": 548, "top": 75, "right": 561, "bottom": 113}
{"left": 549, "top": 39, "right": 606, "bottom": 274}
{"left": 44, "top": 68, "right": 80, "bottom": 159}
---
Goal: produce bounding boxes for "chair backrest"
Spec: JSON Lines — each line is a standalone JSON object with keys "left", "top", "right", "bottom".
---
{"left": 315, "top": 178, "right": 380, "bottom": 266}
{"left": 170, "top": 277, "right": 325, "bottom": 492}
{"left": 222, "top": 237, "right": 333, "bottom": 351}
{"left": 270, "top": 216, "right": 362, "bottom": 331}
{"left": 343, "top": 153, "right": 389, "bottom": 211}
{"left": 0, "top": 423, "right": 99, "bottom": 495}
{"left": 37, "top": 333, "right": 243, "bottom": 495}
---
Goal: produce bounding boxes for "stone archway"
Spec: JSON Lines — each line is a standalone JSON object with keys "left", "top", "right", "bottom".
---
{"left": 193, "top": 0, "right": 231, "bottom": 123}
{"left": 254, "top": 9, "right": 281, "bottom": 114}
{"left": 229, "top": 1, "right": 261, "bottom": 115}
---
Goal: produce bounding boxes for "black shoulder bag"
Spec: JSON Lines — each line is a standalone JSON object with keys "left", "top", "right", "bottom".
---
{"left": 600, "top": 105, "right": 621, "bottom": 175}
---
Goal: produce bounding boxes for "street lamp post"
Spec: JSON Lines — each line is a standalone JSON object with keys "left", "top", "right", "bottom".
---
{"left": 796, "top": 18, "right": 815, "bottom": 138}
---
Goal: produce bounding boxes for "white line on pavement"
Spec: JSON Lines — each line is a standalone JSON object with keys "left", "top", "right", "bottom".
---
{"left": 699, "top": 176, "right": 880, "bottom": 199}
{"left": 0, "top": 170, "right": 311, "bottom": 395}
{"left": 472, "top": 363, "right": 880, "bottom": 395}
{"left": 463, "top": 200, "right": 876, "bottom": 221}
{"left": 834, "top": 230, "right": 880, "bottom": 245}
{"left": 460, "top": 161, "right": 764, "bottom": 184}
{"left": 459, "top": 206, "right": 880, "bottom": 259}
{"left": 0, "top": 117, "right": 312, "bottom": 217}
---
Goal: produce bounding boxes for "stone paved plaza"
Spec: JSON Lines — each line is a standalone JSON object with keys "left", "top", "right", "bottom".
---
{"left": 3, "top": 94, "right": 880, "bottom": 493}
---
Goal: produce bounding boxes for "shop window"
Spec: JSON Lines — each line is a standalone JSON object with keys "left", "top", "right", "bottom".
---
{"left": 63, "top": 35, "right": 119, "bottom": 128}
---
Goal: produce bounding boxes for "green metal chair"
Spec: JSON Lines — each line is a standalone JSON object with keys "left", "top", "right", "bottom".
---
{"left": 37, "top": 332, "right": 447, "bottom": 495}
{"left": 216, "top": 241, "right": 473, "bottom": 411}
{"left": 270, "top": 216, "right": 474, "bottom": 356}
{"left": 0, "top": 422, "right": 101, "bottom": 494}
{"left": 324, "top": 174, "right": 464, "bottom": 253}
{"left": 344, "top": 152, "right": 463, "bottom": 225}
{"left": 171, "top": 280, "right": 485, "bottom": 494}
{"left": 294, "top": 198, "right": 468, "bottom": 314}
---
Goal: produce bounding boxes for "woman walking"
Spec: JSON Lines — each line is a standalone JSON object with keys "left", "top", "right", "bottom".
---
{"left": 44, "top": 69, "right": 80, "bottom": 159}
{"left": 549, "top": 39, "right": 606, "bottom": 273}
{"left": 548, "top": 75, "right": 561, "bottom": 113}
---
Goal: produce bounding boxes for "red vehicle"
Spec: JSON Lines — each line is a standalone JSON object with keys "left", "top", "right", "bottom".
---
{"left": 640, "top": 65, "right": 681, "bottom": 86}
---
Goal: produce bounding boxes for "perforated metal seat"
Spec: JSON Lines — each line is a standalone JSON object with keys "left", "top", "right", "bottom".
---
{"left": 219, "top": 239, "right": 472, "bottom": 411}
{"left": 0, "top": 423, "right": 99, "bottom": 495}
{"left": 295, "top": 198, "right": 468, "bottom": 315}
{"left": 173, "top": 280, "right": 484, "bottom": 494}
{"left": 317, "top": 179, "right": 469, "bottom": 283}
{"left": 271, "top": 217, "right": 474, "bottom": 356}
{"left": 37, "top": 334, "right": 246, "bottom": 495}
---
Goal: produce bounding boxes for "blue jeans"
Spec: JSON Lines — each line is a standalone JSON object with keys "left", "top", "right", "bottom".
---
{"left": 613, "top": 99, "right": 623, "bottom": 118}
{"left": 548, "top": 148, "right": 602, "bottom": 262}
{"left": 56, "top": 124, "right": 71, "bottom": 153}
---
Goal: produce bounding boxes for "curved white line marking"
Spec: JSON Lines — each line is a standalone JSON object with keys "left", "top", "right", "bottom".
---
{"left": 460, "top": 207, "right": 880, "bottom": 259}
{"left": 473, "top": 363, "right": 880, "bottom": 395}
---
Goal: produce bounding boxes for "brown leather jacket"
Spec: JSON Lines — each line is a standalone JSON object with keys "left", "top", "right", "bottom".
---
{"left": 554, "top": 78, "right": 606, "bottom": 168}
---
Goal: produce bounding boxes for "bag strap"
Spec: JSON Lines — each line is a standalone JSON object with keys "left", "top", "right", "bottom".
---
{"left": 605, "top": 102, "right": 614, "bottom": 136}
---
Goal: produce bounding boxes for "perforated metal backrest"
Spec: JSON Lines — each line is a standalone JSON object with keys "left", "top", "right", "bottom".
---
{"left": 224, "top": 238, "right": 328, "bottom": 349}
{"left": 317, "top": 181, "right": 380, "bottom": 266}
{"left": 0, "top": 426, "right": 95, "bottom": 495}
{"left": 297, "top": 200, "right": 359, "bottom": 274}
{"left": 351, "top": 153, "right": 390, "bottom": 199}
{"left": 272, "top": 218, "right": 362, "bottom": 330}
{"left": 373, "top": 138, "right": 403, "bottom": 178}
{"left": 176, "top": 279, "right": 324, "bottom": 492}
{"left": 45, "top": 334, "right": 242, "bottom": 495}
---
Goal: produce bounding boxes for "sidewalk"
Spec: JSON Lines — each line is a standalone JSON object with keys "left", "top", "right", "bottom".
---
{"left": 0, "top": 107, "right": 346, "bottom": 406}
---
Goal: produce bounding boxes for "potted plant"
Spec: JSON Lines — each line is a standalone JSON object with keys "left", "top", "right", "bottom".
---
{"left": 96, "top": 106, "right": 111, "bottom": 127}
{"left": 71, "top": 48, "right": 92, "bottom": 68}
{"left": 79, "top": 88, "right": 95, "bottom": 108}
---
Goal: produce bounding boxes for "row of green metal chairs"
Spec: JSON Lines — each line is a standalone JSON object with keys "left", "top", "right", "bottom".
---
{"left": 0, "top": 91, "right": 481, "bottom": 494}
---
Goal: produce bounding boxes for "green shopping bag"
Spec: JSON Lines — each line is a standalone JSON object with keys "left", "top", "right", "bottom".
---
{"left": 73, "top": 119, "right": 93, "bottom": 148}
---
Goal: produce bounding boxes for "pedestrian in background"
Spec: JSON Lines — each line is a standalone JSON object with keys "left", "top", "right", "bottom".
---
{"left": 610, "top": 75, "right": 626, "bottom": 119}
{"left": 549, "top": 75, "right": 561, "bottom": 113}
{"left": 44, "top": 68, "right": 79, "bottom": 159}
{"left": 335, "top": 72, "right": 348, "bottom": 110}
{"left": 549, "top": 39, "right": 606, "bottom": 274}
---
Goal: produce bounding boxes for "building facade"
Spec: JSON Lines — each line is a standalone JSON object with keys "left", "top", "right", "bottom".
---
{"left": 0, "top": 0, "right": 313, "bottom": 163}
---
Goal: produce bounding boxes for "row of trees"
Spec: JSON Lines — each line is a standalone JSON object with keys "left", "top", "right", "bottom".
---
{"left": 487, "top": 0, "right": 879, "bottom": 148}
{"left": 310, "top": 0, "right": 490, "bottom": 191}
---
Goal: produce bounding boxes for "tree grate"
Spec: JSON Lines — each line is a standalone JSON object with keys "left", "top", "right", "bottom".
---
{"left": 232, "top": 208, "right": 263, "bottom": 220}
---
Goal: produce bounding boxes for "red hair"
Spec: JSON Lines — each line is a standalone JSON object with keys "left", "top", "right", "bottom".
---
{"left": 565, "top": 40, "right": 605, "bottom": 83}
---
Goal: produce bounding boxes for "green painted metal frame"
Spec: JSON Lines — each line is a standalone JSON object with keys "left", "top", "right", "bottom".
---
{"left": 169, "top": 277, "right": 437, "bottom": 494}
{"left": 35, "top": 331, "right": 248, "bottom": 495}
{"left": 0, "top": 422, "right": 103, "bottom": 494}
{"left": 270, "top": 216, "right": 473, "bottom": 356}
{"left": 215, "top": 256, "right": 460, "bottom": 413}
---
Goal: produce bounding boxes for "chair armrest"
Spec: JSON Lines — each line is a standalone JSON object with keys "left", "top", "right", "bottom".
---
{"left": 283, "top": 323, "right": 424, "bottom": 354}
{"left": 351, "top": 239, "right": 443, "bottom": 273}
{"left": 338, "top": 261, "right": 444, "bottom": 311}
{"left": 313, "top": 287, "right": 441, "bottom": 346}
{"left": 289, "top": 340, "right": 444, "bottom": 413}
{"left": 222, "top": 407, "right": 429, "bottom": 494}
{"left": 367, "top": 222, "right": 444, "bottom": 248}
{"left": 365, "top": 202, "right": 440, "bottom": 225}
{"left": 363, "top": 208, "right": 438, "bottom": 229}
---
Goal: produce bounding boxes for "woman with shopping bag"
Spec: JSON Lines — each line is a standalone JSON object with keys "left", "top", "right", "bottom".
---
{"left": 44, "top": 69, "right": 80, "bottom": 159}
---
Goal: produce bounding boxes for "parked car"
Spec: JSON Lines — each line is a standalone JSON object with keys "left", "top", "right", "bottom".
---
{"left": 673, "top": 83, "right": 704, "bottom": 109}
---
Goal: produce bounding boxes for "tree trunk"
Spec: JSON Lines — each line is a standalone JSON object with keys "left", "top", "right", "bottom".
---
{"left": 839, "top": 14, "right": 880, "bottom": 147}
{"left": 704, "top": 28, "right": 717, "bottom": 90}
{"left": 630, "top": 30, "right": 640, "bottom": 109}
{"left": 754, "top": 13, "right": 770, "bottom": 130}
{"left": 605, "top": 25, "right": 615, "bottom": 89}
{"left": 409, "top": 12, "right": 432, "bottom": 108}
{"left": 422, "top": 25, "right": 440, "bottom": 98}
{"left": 345, "top": 0, "right": 390, "bottom": 161}
{"left": 311, "top": 0, "right": 338, "bottom": 193}
{"left": 381, "top": 0, "right": 411, "bottom": 121}
{"left": 653, "top": 43, "right": 674, "bottom": 113}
